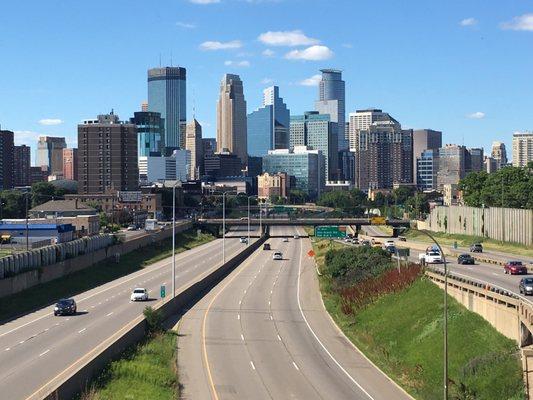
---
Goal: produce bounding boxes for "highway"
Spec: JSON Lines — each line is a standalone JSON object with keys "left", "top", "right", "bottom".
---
{"left": 0, "top": 231, "right": 253, "bottom": 400}
{"left": 178, "top": 225, "right": 412, "bottom": 400}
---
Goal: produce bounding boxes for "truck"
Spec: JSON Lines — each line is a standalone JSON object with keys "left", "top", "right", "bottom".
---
{"left": 145, "top": 219, "right": 158, "bottom": 231}
{"left": 419, "top": 249, "right": 443, "bottom": 264}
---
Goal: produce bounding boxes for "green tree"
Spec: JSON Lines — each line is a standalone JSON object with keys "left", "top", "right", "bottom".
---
{"left": 0, "top": 190, "right": 25, "bottom": 219}
{"left": 31, "top": 182, "right": 59, "bottom": 208}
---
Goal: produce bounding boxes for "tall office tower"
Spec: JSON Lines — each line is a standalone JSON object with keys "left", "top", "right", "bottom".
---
{"left": 77, "top": 112, "right": 138, "bottom": 194}
{"left": 491, "top": 141, "right": 508, "bottom": 168}
{"left": 185, "top": 119, "right": 203, "bottom": 179}
{"left": 315, "top": 69, "right": 346, "bottom": 150}
{"left": 417, "top": 149, "right": 439, "bottom": 191}
{"left": 130, "top": 111, "right": 165, "bottom": 157}
{"left": 62, "top": 148, "right": 78, "bottom": 181}
{"left": 248, "top": 86, "right": 290, "bottom": 157}
{"left": 0, "top": 130, "right": 14, "bottom": 190}
{"left": 147, "top": 67, "right": 186, "bottom": 150}
{"left": 141, "top": 102, "right": 149, "bottom": 112}
{"left": 36, "top": 136, "right": 66, "bottom": 175}
{"left": 348, "top": 109, "right": 391, "bottom": 150}
{"left": 436, "top": 144, "right": 467, "bottom": 190}
{"left": 290, "top": 111, "right": 337, "bottom": 181}
{"left": 466, "top": 148, "right": 484, "bottom": 173}
{"left": 484, "top": 156, "right": 498, "bottom": 173}
{"left": 512, "top": 132, "right": 533, "bottom": 167}
{"left": 13, "top": 144, "right": 31, "bottom": 186}
{"left": 202, "top": 138, "right": 217, "bottom": 158}
{"left": 216, "top": 74, "right": 248, "bottom": 166}
{"left": 412, "top": 129, "right": 442, "bottom": 184}
{"left": 357, "top": 120, "right": 413, "bottom": 190}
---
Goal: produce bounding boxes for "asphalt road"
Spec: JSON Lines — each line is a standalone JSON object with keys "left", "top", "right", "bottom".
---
{"left": 178, "top": 225, "right": 412, "bottom": 400}
{"left": 0, "top": 231, "right": 253, "bottom": 400}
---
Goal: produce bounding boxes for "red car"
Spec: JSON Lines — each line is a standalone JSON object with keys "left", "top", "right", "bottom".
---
{"left": 504, "top": 261, "right": 527, "bottom": 275}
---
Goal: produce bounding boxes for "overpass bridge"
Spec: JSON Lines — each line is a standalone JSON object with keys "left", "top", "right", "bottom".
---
{"left": 197, "top": 218, "right": 411, "bottom": 227}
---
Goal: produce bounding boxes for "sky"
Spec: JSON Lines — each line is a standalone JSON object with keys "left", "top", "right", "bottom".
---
{"left": 0, "top": 0, "right": 532, "bottom": 164}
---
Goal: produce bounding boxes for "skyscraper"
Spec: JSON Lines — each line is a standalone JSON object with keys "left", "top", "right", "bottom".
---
{"left": 130, "top": 111, "right": 165, "bottom": 157}
{"left": 78, "top": 112, "right": 138, "bottom": 194}
{"left": 315, "top": 69, "right": 346, "bottom": 151}
{"left": 62, "top": 148, "right": 78, "bottom": 181}
{"left": 14, "top": 144, "right": 30, "bottom": 187}
{"left": 412, "top": 129, "right": 442, "bottom": 184}
{"left": 0, "top": 130, "right": 14, "bottom": 190}
{"left": 147, "top": 67, "right": 186, "bottom": 150}
{"left": 491, "top": 141, "right": 508, "bottom": 168}
{"left": 436, "top": 144, "right": 467, "bottom": 190}
{"left": 36, "top": 136, "right": 66, "bottom": 175}
{"left": 185, "top": 119, "right": 203, "bottom": 179}
{"left": 247, "top": 86, "right": 290, "bottom": 157}
{"left": 466, "top": 148, "right": 484, "bottom": 173}
{"left": 217, "top": 74, "right": 248, "bottom": 165}
{"left": 512, "top": 132, "right": 533, "bottom": 167}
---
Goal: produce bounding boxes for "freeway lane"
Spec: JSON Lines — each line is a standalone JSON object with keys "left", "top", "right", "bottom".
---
{"left": 0, "top": 233, "right": 252, "bottom": 400}
{"left": 178, "top": 226, "right": 412, "bottom": 400}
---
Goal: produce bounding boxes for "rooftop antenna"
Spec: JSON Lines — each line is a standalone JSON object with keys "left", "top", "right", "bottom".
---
{"left": 193, "top": 88, "right": 197, "bottom": 120}
{"left": 159, "top": 53, "right": 162, "bottom": 67}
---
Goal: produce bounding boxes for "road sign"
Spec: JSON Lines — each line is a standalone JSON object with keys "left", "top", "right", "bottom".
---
{"left": 371, "top": 216, "right": 386, "bottom": 225}
{"left": 160, "top": 285, "right": 166, "bottom": 298}
{"left": 307, "top": 250, "right": 315, "bottom": 257}
{"left": 397, "top": 248, "right": 410, "bottom": 257}
{"left": 315, "top": 226, "right": 346, "bottom": 238}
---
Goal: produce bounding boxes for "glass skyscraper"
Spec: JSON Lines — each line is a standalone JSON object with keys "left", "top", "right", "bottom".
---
{"left": 130, "top": 111, "right": 165, "bottom": 157}
{"left": 315, "top": 69, "right": 346, "bottom": 151}
{"left": 147, "top": 67, "right": 186, "bottom": 150}
{"left": 247, "top": 86, "right": 290, "bottom": 157}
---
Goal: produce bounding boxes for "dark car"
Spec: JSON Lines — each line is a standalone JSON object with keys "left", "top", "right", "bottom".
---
{"left": 385, "top": 245, "right": 397, "bottom": 254}
{"left": 263, "top": 243, "right": 271, "bottom": 250}
{"left": 54, "top": 298, "right": 77, "bottom": 316}
{"left": 457, "top": 254, "right": 475, "bottom": 265}
{"left": 519, "top": 278, "right": 533, "bottom": 295}
{"left": 504, "top": 261, "right": 527, "bottom": 275}
{"left": 470, "top": 243, "right": 483, "bottom": 253}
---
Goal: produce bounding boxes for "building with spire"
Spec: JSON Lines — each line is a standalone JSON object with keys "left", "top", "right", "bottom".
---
{"left": 185, "top": 119, "right": 203, "bottom": 179}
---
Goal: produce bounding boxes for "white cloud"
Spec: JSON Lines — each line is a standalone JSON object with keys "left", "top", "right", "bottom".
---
{"left": 258, "top": 30, "right": 320, "bottom": 47}
{"left": 13, "top": 131, "right": 41, "bottom": 145}
{"left": 189, "top": 0, "right": 220, "bottom": 4}
{"left": 467, "top": 111, "right": 485, "bottom": 119}
{"left": 261, "top": 77, "right": 274, "bottom": 84}
{"left": 298, "top": 74, "right": 321, "bottom": 86}
{"left": 285, "top": 45, "right": 333, "bottom": 61}
{"left": 176, "top": 21, "right": 196, "bottom": 29}
{"left": 200, "top": 40, "right": 243, "bottom": 50}
{"left": 501, "top": 13, "right": 533, "bottom": 31}
{"left": 262, "top": 49, "right": 275, "bottom": 57}
{"left": 39, "top": 118, "right": 63, "bottom": 126}
{"left": 460, "top": 17, "right": 477, "bottom": 27}
{"left": 224, "top": 60, "right": 250, "bottom": 67}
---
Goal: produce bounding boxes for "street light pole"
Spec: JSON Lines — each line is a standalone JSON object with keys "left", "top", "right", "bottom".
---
{"left": 172, "top": 182, "right": 177, "bottom": 299}
{"left": 25, "top": 192, "right": 29, "bottom": 251}
{"left": 222, "top": 192, "right": 226, "bottom": 263}
{"left": 247, "top": 196, "right": 250, "bottom": 246}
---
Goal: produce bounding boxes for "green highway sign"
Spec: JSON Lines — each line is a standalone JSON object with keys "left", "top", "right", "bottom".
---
{"left": 160, "top": 285, "right": 166, "bottom": 298}
{"left": 315, "top": 225, "right": 346, "bottom": 238}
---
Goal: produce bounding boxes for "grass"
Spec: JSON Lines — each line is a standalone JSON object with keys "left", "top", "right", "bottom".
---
{"left": 79, "top": 331, "right": 178, "bottom": 400}
{"left": 311, "top": 237, "right": 525, "bottom": 400}
{"left": 0, "top": 230, "right": 215, "bottom": 323}
{"left": 406, "top": 229, "right": 533, "bottom": 258}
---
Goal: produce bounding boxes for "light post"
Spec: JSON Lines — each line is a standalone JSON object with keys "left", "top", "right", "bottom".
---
{"left": 171, "top": 181, "right": 179, "bottom": 299}
{"left": 246, "top": 195, "right": 258, "bottom": 246}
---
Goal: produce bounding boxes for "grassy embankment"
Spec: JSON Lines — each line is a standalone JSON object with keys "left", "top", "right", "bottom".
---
{"left": 80, "top": 331, "right": 178, "bottom": 400}
{"left": 311, "top": 238, "right": 524, "bottom": 400}
{"left": 0, "top": 230, "right": 214, "bottom": 322}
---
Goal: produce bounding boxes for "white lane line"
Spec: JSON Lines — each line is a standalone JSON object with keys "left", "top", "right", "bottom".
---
{"left": 492, "top": 272, "right": 498, "bottom": 276}
{"left": 78, "top": 328, "right": 86, "bottom": 334}
{"left": 237, "top": 314, "right": 240, "bottom": 320}
{"left": 239, "top": 300, "right": 242, "bottom": 305}
{"left": 244, "top": 289, "right": 247, "bottom": 294}
{"left": 277, "top": 334, "right": 282, "bottom": 341}
{"left": 292, "top": 361, "right": 300, "bottom": 371}
{"left": 19, "top": 340, "right": 24, "bottom": 344}
{"left": 270, "top": 315, "right": 273, "bottom": 320}
{"left": 44, "top": 328, "right": 49, "bottom": 332}
{"left": 268, "top": 301, "right": 271, "bottom": 306}
{"left": 91, "top": 305, "right": 95, "bottom": 308}
{"left": 250, "top": 361, "right": 256, "bottom": 370}
{"left": 39, "top": 349, "right": 50, "bottom": 357}
{"left": 4, "top": 348, "right": 10, "bottom": 351}
{"left": 106, "top": 312, "right": 114, "bottom": 317}
{"left": 241, "top": 334, "right": 245, "bottom": 341}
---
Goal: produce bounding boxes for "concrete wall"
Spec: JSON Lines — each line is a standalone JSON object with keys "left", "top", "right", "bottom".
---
{"left": 426, "top": 205, "right": 533, "bottom": 246}
{"left": 0, "top": 222, "right": 191, "bottom": 299}
{"left": 35, "top": 234, "right": 267, "bottom": 400}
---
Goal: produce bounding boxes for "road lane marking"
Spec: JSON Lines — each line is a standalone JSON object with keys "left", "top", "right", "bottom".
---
{"left": 277, "top": 334, "right": 281, "bottom": 341}
{"left": 39, "top": 349, "right": 50, "bottom": 357}
{"left": 270, "top": 315, "right": 273, "bottom": 320}
{"left": 492, "top": 272, "right": 498, "bottom": 276}
{"left": 5, "top": 348, "right": 10, "bottom": 351}
{"left": 78, "top": 328, "right": 86, "bottom": 334}
{"left": 237, "top": 314, "right": 240, "bottom": 320}
{"left": 19, "top": 340, "right": 24, "bottom": 344}
{"left": 241, "top": 334, "right": 245, "bottom": 341}
{"left": 292, "top": 361, "right": 300, "bottom": 371}
{"left": 106, "top": 312, "right": 114, "bottom": 317}
{"left": 250, "top": 361, "right": 256, "bottom": 370}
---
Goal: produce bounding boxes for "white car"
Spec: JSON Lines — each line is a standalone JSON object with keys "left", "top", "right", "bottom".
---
{"left": 282, "top": 238, "right": 289, "bottom": 242}
{"left": 420, "top": 251, "right": 442, "bottom": 264}
{"left": 239, "top": 237, "right": 248, "bottom": 244}
{"left": 130, "top": 288, "right": 149, "bottom": 301}
{"left": 293, "top": 234, "right": 299, "bottom": 239}
{"left": 273, "top": 251, "right": 283, "bottom": 260}
{"left": 384, "top": 240, "right": 395, "bottom": 248}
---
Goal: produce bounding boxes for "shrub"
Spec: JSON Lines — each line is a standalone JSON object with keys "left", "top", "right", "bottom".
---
{"left": 143, "top": 306, "right": 163, "bottom": 334}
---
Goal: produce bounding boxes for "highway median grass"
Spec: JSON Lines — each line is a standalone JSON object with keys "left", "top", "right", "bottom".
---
{"left": 311, "top": 237, "right": 525, "bottom": 400}
{"left": 0, "top": 230, "right": 214, "bottom": 323}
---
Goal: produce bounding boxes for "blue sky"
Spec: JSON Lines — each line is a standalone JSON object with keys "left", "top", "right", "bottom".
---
{"left": 1, "top": 0, "right": 532, "bottom": 164}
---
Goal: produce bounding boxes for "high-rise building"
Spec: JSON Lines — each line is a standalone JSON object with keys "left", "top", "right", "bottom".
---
{"left": 138, "top": 150, "right": 190, "bottom": 184}
{"left": 290, "top": 111, "right": 337, "bottom": 181}
{"left": 62, "top": 148, "right": 78, "bottom": 181}
{"left": 185, "top": 119, "right": 203, "bottom": 179}
{"left": 204, "top": 152, "right": 243, "bottom": 179}
{"left": 466, "top": 148, "right": 484, "bottom": 173}
{"left": 484, "top": 156, "right": 498, "bottom": 173}
{"left": 36, "top": 136, "right": 66, "bottom": 175}
{"left": 147, "top": 67, "right": 186, "bottom": 149}
{"left": 248, "top": 86, "right": 290, "bottom": 157}
{"left": 512, "top": 132, "right": 533, "bottom": 167}
{"left": 348, "top": 109, "right": 391, "bottom": 150}
{"left": 14, "top": 144, "right": 30, "bottom": 187}
{"left": 357, "top": 120, "right": 413, "bottom": 190}
{"left": 417, "top": 149, "right": 438, "bottom": 191}
{"left": 0, "top": 130, "right": 14, "bottom": 190}
{"left": 77, "top": 112, "right": 138, "bottom": 194}
{"left": 315, "top": 69, "right": 346, "bottom": 151}
{"left": 130, "top": 111, "right": 165, "bottom": 158}
{"left": 216, "top": 74, "right": 248, "bottom": 166}
{"left": 436, "top": 144, "right": 467, "bottom": 190}
{"left": 30, "top": 166, "right": 48, "bottom": 184}
{"left": 491, "top": 141, "right": 508, "bottom": 168}
{"left": 202, "top": 138, "right": 217, "bottom": 157}
{"left": 412, "top": 129, "right": 442, "bottom": 184}
{"left": 262, "top": 146, "right": 324, "bottom": 199}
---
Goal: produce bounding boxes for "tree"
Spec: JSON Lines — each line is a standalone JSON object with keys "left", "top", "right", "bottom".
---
{"left": 392, "top": 186, "right": 415, "bottom": 205}
{"left": 288, "top": 189, "right": 307, "bottom": 205}
{"left": 0, "top": 191, "right": 25, "bottom": 219}
{"left": 31, "top": 182, "right": 59, "bottom": 208}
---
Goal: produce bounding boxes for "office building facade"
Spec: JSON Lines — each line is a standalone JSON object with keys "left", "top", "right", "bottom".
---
{"left": 466, "top": 148, "right": 484, "bottom": 173}
{"left": 77, "top": 112, "right": 138, "bottom": 194}
{"left": 491, "top": 141, "right": 508, "bottom": 168}
{"left": 62, "top": 148, "right": 78, "bottom": 181}
{"left": 147, "top": 67, "right": 186, "bottom": 149}
{"left": 130, "top": 111, "right": 165, "bottom": 158}
{"left": 204, "top": 153, "right": 243, "bottom": 179}
{"left": 185, "top": 119, "right": 203, "bottom": 180}
{"left": 14, "top": 144, "right": 30, "bottom": 187}
{"left": 0, "top": 130, "right": 14, "bottom": 190}
{"left": 258, "top": 172, "right": 290, "bottom": 200}
{"left": 512, "top": 132, "right": 533, "bottom": 167}
{"left": 138, "top": 150, "right": 190, "bottom": 184}
{"left": 417, "top": 149, "right": 438, "bottom": 191}
{"left": 217, "top": 74, "right": 248, "bottom": 165}
{"left": 436, "top": 144, "right": 467, "bottom": 190}
{"left": 412, "top": 129, "right": 442, "bottom": 184}
{"left": 36, "top": 136, "right": 66, "bottom": 175}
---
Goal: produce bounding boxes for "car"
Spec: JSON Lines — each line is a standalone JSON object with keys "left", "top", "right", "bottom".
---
{"left": 457, "top": 254, "right": 475, "bottom": 265}
{"left": 263, "top": 243, "right": 271, "bottom": 250}
{"left": 504, "top": 261, "right": 527, "bottom": 275}
{"left": 282, "top": 238, "right": 289, "bottom": 242}
{"left": 420, "top": 251, "right": 442, "bottom": 264}
{"left": 361, "top": 240, "right": 371, "bottom": 247}
{"left": 130, "top": 288, "right": 149, "bottom": 301}
{"left": 239, "top": 236, "right": 248, "bottom": 244}
{"left": 520, "top": 278, "right": 533, "bottom": 295}
{"left": 398, "top": 236, "right": 407, "bottom": 242}
{"left": 385, "top": 245, "right": 397, "bottom": 254}
{"left": 293, "top": 234, "right": 299, "bottom": 239}
{"left": 344, "top": 237, "right": 351, "bottom": 243}
{"left": 384, "top": 240, "right": 395, "bottom": 248}
{"left": 240, "top": 217, "right": 248, "bottom": 221}
{"left": 126, "top": 225, "right": 136, "bottom": 231}
{"left": 273, "top": 251, "right": 283, "bottom": 260}
{"left": 54, "top": 298, "right": 77, "bottom": 316}
{"left": 470, "top": 243, "right": 483, "bottom": 253}
{"left": 351, "top": 238, "right": 359, "bottom": 245}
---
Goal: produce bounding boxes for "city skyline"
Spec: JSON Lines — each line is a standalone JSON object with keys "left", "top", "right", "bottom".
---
{"left": 1, "top": 1, "right": 532, "bottom": 160}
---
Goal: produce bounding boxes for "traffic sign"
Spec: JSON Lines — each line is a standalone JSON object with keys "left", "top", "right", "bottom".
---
{"left": 371, "top": 216, "right": 386, "bottom": 225}
{"left": 397, "top": 248, "right": 410, "bottom": 257}
{"left": 160, "top": 285, "right": 166, "bottom": 298}
{"left": 315, "top": 226, "right": 346, "bottom": 238}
